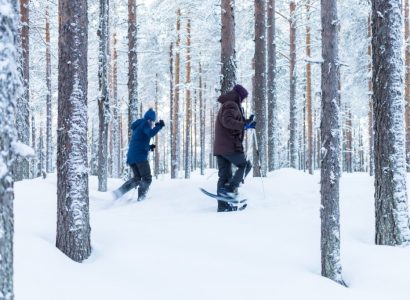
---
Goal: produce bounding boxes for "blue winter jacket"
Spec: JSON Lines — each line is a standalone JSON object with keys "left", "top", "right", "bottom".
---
{"left": 126, "top": 118, "right": 162, "bottom": 165}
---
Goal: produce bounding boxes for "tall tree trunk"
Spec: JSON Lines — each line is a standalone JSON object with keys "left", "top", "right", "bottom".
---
{"left": 253, "top": 0, "right": 267, "bottom": 177}
{"left": 154, "top": 74, "right": 160, "bottom": 177}
{"left": 171, "top": 9, "right": 181, "bottom": 178}
{"left": 56, "top": 0, "right": 91, "bottom": 262}
{"left": 199, "top": 64, "right": 205, "bottom": 175}
{"left": 320, "top": 0, "right": 345, "bottom": 285}
{"left": 31, "top": 114, "right": 36, "bottom": 178}
{"left": 46, "top": 4, "right": 53, "bottom": 173}
{"left": 289, "top": 0, "right": 298, "bottom": 169}
{"left": 368, "top": 15, "right": 374, "bottom": 176}
{"left": 97, "top": 0, "right": 110, "bottom": 192}
{"left": 112, "top": 32, "right": 121, "bottom": 178}
{"left": 0, "top": 1, "right": 20, "bottom": 296}
{"left": 128, "top": 0, "right": 138, "bottom": 124}
{"left": 14, "top": 0, "right": 30, "bottom": 181}
{"left": 405, "top": 0, "right": 410, "bottom": 171}
{"left": 169, "top": 42, "right": 176, "bottom": 178}
{"left": 344, "top": 104, "right": 353, "bottom": 173}
{"left": 306, "top": 0, "right": 313, "bottom": 175}
{"left": 221, "top": 0, "right": 236, "bottom": 94}
{"left": 372, "top": 0, "right": 410, "bottom": 246}
{"left": 267, "top": 0, "right": 276, "bottom": 171}
{"left": 185, "top": 19, "right": 192, "bottom": 179}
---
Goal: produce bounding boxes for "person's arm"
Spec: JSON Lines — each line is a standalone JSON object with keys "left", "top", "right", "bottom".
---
{"left": 143, "top": 123, "right": 163, "bottom": 138}
{"left": 220, "top": 102, "right": 245, "bottom": 131}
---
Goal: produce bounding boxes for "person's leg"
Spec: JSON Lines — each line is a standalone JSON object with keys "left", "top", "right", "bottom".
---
{"left": 222, "top": 153, "right": 248, "bottom": 190}
{"left": 113, "top": 164, "right": 140, "bottom": 199}
{"left": 216, "top": 155, "right": 232, "bottom": 195}
{"left": 216, "top": 155, "right": 233, "bottom": 211}
{"left": 136, "top": 161, "right": 152, "bottom": 200}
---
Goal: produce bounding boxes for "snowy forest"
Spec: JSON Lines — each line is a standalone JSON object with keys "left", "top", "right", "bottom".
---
{"left": 2, "top": 0, "right": 410, "bottom": 299}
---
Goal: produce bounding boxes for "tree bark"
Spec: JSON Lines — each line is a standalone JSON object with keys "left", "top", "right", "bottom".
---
{"left": 253, "top": 0, "right": 267, "bottom": 177}
{"left": 111, "top": 32, "right": 121, "bottom": 178}
{"left": 372, "top": 0, "right": 410, "bottom": 246}
{"left": 154, "top": 74, "right": 160, "bottom": 177}
{"left": 221, "top": 0, "right": 236, "bottom": 94}
{"left": 199, "top": 64, "right": 205, "bottom": 175}
{"left": 14, "top": 0, "right": 30, "bottom": 181}
{"left": 289, "top": 1, "right": 298, "bottom": 169}
{"left": 0, "top": 1, "right": 20, "bottom": 297}
{"left": 46, "top": 4, "right": 53, "bottom": 173}
{"left": 320, "top": 0, "right": 345, "bottom": 285}
{"left": 405, "top": 0, "right": 410, "bottom": 171}
{"left": 368, "top": 15, "right": 374, "bottom": 176}
{"left": 267, "top": 0, "right": 277, "bottom": 171}
{"left": 56, "top": 0, "right": 91, "bottom": 262}
{"left": 306, "top": 0, "right": 313, "bottom": 175}
{"left": 128, "top": 0, "right": 138, "bottom": 124}
{"left": 185, "top": 19, "right": 192, "bottom": 179}
{"left": 97, "top": 0, "right": 110, "bottom": 192}
{"left": 171, "top": 9, "right": 181, "bottom": 178}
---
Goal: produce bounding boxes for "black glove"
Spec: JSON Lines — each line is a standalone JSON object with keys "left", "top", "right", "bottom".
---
{"left": 149, "top": 144, "right": 156, "bottom": 152}
{"left": 155, "top": 120, "right": 165, "bottom": 128}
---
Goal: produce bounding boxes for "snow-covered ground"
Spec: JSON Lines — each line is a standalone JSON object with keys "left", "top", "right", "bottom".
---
{"left": 13, "top": 169, "right": 410, "bottom": 300}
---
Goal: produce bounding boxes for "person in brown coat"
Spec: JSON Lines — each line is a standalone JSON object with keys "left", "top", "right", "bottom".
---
{"left": 213, "top": 84, "right": 255, "bottom": 212}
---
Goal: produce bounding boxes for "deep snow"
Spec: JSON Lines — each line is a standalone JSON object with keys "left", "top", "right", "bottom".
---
{"left": 13, "top": 169, "right": 410, "bottom": 300}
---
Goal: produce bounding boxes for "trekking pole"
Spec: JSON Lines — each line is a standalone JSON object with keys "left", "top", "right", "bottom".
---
{"left": 252, "top": 129, "right": 266, "bottom": 200}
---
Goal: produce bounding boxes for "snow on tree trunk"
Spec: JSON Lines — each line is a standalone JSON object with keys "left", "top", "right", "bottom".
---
{"left": 111, "top": 32, "right": 120, "bottom": 178}
{"left": 253, "top": 0, "right": 267, "bottom": 177}
{"left": 405, "top": 0, "right": 410, "bottom": 171}
{"left": 289, "top": 1, "right": 298, "bottom": 169}
{"left": 367, "top": 15, "right": 374, "bottom": 177}
{"left": 185, "top": 19, "right": 192, "bottom": 180}
{"left": 97, "top": 0, "right": 110, "bottom": 192}
{"left": 46, "top": 5, "right": 53, "bottom": 173}
{"left": 56, "top": 0, "right": 91, "bottom": 262}
{"left": 221, "top": 0, "right": 236, "bottom": 94}
{"left": 372, "top": 0, "right": 410, "bottom": 246}
{"left": 0, "top": 1, "right": 21, "bottom": 297}
{"left": 14, "top": 0, "right": 30, "bottom": 181}
{"left": 171, "top": 9, "right": 181, "bottom": 179}
{"left": 267, "top": 0, "right": 277, "bottom": 172}
{"left": 128, "top": 0, "right": 138, "bottom": 124}
{"left": 320, "top": 0, "right": 345, "bottom": 286}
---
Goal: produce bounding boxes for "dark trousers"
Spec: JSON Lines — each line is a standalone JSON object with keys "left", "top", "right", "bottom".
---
{"left": 216, "top": 153, "right": 252, "bottom": 211}
{"left": 115, "top": 161, "right": 152, "bottom": 199}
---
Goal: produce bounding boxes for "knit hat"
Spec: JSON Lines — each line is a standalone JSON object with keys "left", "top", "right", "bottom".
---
{"left": 144, "top": 108, "right": 157, "bottom": 122}
{"left": 233, "top": 84, "right": 248, "bottom": 100}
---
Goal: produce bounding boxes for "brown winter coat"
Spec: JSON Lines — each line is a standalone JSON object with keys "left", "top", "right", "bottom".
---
{"left": 213, "top": 90, "right": 246, "bottom": 155}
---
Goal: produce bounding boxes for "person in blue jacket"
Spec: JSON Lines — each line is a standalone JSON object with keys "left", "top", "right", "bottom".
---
{"left": 113, "top": 108, "right": 165, "bottom": 201}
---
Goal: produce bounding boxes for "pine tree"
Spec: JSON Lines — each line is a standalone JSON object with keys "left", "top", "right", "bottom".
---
{"left": 45, "top": 4, "right": 53, "bottom": 173}
{"left": 14, "top": 0, "right": 30, "bottom": 181}
{"left": 111, "top": 32, "right": 121, "bottom": 178}
{"left": 185, "top": 19, "right": 192, "bottom": 179}
{"left": 199, "top": 62, "right": 205, "bottom": 175}
{"left": 97, "top": 0, "right": 110, "bottom": 192}
{"left": 221, "top": 0, "right": 236, "bottom": 94}
{"left": 253, "top": 0, "right": 267, "bottom": 177}
{"left": 56, "top": 0, "right": 91, "bottom": 262}
{"left": 289, "top": 0, "right": 298, "bottom": 169}
{"left": 128, "top": 0, "right": 138, "bottom": 124}
{"left": 372, "top": 0, "right": 410, "bottom": 246}
{"left": 320, "top": 0, "right": 345, "bottom": 286}
{"left": 171, "top": 9, "right": 181, "bottom": 179}
{"left": 367, "top": 15, "right": 374, "bottom": 176}
{"left": 305, "top": 0, "right": 313, "bottom": 175}
{"left": 0, "top": 0, "right": 21, "bottom": 297}
{"left": 405, "top": 0, "right": 410, "bottom": 170}
{"left": 267, "top": 0, "right": 277, "bottom": 171}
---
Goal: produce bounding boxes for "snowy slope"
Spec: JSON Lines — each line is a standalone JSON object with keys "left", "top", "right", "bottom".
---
{"left": 13, "top": 169, "right": 410, "bottom": 300}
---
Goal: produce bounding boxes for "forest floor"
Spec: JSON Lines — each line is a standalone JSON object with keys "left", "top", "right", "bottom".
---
{"left": 13, "top": 168, "right": 410, "bottom": 300}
